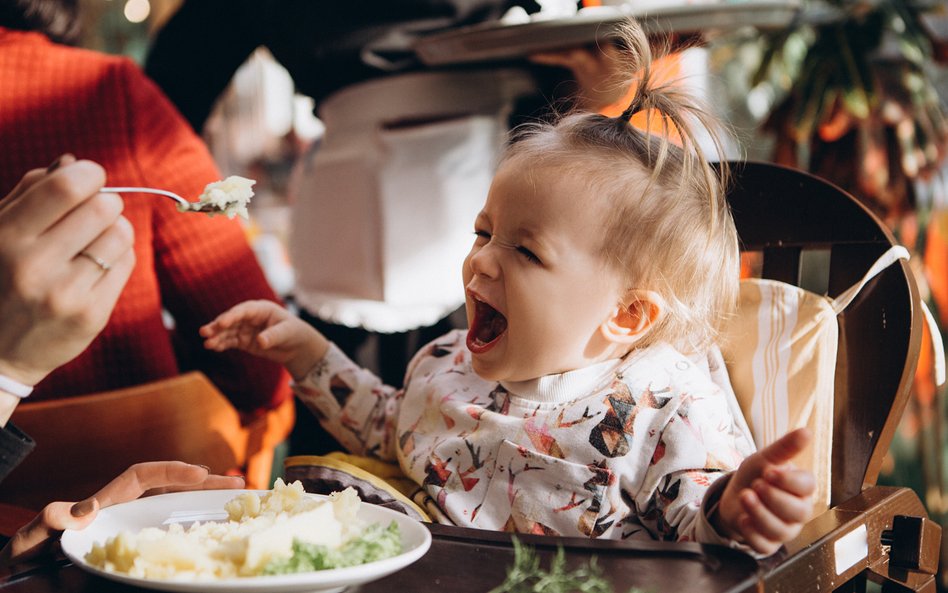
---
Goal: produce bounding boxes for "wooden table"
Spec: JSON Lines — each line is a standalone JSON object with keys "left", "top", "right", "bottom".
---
{"left": 0, "top": 523, "right": 761, "bottom": 593}
{"left": 1, "top": 486, "right": 936, "bottom": 592}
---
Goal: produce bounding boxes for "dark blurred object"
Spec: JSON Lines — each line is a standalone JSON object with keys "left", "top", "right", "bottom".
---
{"left": 145, "top": 0, "right": 541, "bottom": 133}
{"left": 0, "top": 0, "right": 79, "bottom": 44}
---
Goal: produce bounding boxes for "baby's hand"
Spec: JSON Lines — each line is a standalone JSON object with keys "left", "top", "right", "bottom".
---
{"left": 715, "top": 428, "right": 816, "bottom": 555}
{"left": 200, "top": 299, "right": 329, "bottom": 380}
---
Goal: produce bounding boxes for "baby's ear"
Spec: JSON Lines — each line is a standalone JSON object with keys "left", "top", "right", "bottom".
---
{"left": 599, "top": 290, "right": 665, "bottom": 345}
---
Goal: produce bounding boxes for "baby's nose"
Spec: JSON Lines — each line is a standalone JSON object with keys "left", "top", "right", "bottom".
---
{"left": 468, "top": 243, "right": 503, "bottom": 279}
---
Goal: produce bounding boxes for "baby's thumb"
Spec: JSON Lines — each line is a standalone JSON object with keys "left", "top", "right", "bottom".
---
{"left": 760, "top": 427, "right": 811, "bottom": 466}
{"left": 258, "top": 321, "right": 293, "bottom": 350}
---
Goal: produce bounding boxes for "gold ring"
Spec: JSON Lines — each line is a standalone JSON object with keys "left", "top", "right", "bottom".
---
{"left": 78, "top": 250, "right": 111, "bottom": 272}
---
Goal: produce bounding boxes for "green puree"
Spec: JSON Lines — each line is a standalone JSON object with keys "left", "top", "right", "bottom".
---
{"left": 262, "top": 521, "right": 402, "bottom": 575}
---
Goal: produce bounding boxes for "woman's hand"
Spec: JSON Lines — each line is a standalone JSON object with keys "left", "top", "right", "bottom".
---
{"left": 713, "top": 428, "right": 816, "bottom": 555}
{"left": 530, "top": 43, "right": 627, "bottom": 112}
{"left": 200, "top": 300, "right": 330, "bottom": 381}
{"left": 0, "top": 156, "right": 135, "bottom": 389}
{"left": 0, "top": 461, "right": 244, "bottom": 568}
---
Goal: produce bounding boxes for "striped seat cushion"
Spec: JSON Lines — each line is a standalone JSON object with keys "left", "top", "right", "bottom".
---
{"left": 720, "top": 279, "right": 838, "bottom": 511}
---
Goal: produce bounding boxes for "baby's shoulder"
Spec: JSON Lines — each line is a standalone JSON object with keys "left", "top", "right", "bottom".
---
{"left": 620, "top": 343, "right": 725, "bottom": 400}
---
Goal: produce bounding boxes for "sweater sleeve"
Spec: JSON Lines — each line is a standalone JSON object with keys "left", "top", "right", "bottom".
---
{"left": 0, "top": 423, "right": 35, "bottom": 485}
{"left": 625, "top": 375, "right": 747, "bottom": 545}
{"left": 293, "top": 343, "right": 404, "bottom": 461}
{"left": 119, "top": 61, "right": 291, "bottom": 414}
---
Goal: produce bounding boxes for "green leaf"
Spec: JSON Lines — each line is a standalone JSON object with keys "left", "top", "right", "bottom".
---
{"left": 487, "top": 538, "right": 634, "bottom": 593}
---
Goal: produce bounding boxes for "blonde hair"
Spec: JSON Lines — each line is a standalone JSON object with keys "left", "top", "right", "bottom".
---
{"left": 501, "top": 20, "right": 738, "bottom": 352}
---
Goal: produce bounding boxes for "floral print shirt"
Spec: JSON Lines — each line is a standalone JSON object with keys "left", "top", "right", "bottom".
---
{"left": 294, "top": 329, "right": 753, "bottom": 544}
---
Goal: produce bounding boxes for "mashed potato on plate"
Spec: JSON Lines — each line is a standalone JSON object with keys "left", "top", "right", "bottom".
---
{"left": 84, "top": 480, "right": 399, "bottom": 581}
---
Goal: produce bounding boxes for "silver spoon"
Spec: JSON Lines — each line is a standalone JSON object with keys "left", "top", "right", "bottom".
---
{"left": 101, "top": 186, "right": 221, "bottom": 213}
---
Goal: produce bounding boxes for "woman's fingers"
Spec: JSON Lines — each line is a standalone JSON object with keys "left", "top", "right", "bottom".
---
{"left": 56, "top": 214, "right": 134, "bottom": 296}
{"left": 46, "top": 154, "right": 76, "bottom": 173}
{"left": 1, "top": 499, "right": 100, "bottom": 566}
{"left": 92, "top": 462, "right": 210, "bottom": 508}
{"left": 1, "top": 462, "right": 244, "bottom": 568}
{"left": 0, "top": 153, "right": 72, "bottom": 215}
{"left": 34, "top": 214, "right": 134, "bottom": 342}
{"left": 91, "top": 461, "right": 245, "bottom": 509}
{"left": 41, "top": 190, "right": 125, "bottom": 258}
{"left": 529, "top": 48, "right": 590, "bottom": 68}
{"left": 3, "top": 160, "right": 108, "bottom": 238}
{"left": 146, "top": 474, "right": 245, "bottom": 497}
{"left": 89, "top": 242, "right": 136, "bottom": 308}
{"left": 0, "top": 169, "right": 45, "bottom": 213}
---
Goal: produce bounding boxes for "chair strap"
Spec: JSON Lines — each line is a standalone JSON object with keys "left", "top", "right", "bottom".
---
{"left": 830, "top": 246, "right": 910, "bottom": 312}
{"left": 830, "top": 245, "right": 945, "bottom": 385}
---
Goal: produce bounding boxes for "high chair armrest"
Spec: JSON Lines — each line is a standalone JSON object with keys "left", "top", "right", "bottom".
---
{"left": 760, "top": 486, "right": 939, "bottom": 593}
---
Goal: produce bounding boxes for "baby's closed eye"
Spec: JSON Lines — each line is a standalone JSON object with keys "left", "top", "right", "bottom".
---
{"left": 516, "top": 245, "right": 542, "bottom": 264}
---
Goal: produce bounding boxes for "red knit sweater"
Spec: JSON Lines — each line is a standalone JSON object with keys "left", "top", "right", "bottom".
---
{"left": 0, "top": 28, "right": 290, "bottom": 414}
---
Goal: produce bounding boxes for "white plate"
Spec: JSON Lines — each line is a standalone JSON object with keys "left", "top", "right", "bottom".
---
{"left": 61, "top": 490, "right": 432, "bottom": 593}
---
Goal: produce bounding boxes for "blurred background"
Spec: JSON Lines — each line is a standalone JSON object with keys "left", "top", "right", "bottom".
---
{"left": 75, "top": 0, "right": 948, "bottom": 585}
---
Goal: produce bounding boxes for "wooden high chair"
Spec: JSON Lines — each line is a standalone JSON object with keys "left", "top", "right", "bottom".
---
{"left": 286, "top": 161, "right": 942, "bottom": 593}
{"left": 0, "top": 372, "right": 294, "bottom": 516}
{"left": 723, "top": 161, "right": 940, "bottom": 592}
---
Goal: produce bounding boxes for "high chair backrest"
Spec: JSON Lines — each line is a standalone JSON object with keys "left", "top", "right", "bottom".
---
{"left": 0, "top": 372, "right": 294, "bottom": 512}
{"left": 721, "top": 161, "right": 923, "bottom": 506}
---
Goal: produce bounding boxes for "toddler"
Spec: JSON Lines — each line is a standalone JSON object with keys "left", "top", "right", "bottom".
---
{"left": 202, "top": 22, "right": 815, "bottom": 555}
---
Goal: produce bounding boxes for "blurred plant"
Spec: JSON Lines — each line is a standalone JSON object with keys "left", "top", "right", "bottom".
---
{"left": 752, "top": 0, "right": 948, "bottom": 225}
{"left": 489, "top": 539, "right": 605, "bottom": 593}
{"left": 489, "top": 538, "right": 628, "bottom": 593}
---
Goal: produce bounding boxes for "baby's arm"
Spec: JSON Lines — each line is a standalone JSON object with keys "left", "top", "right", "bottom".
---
{"left": 200, "top": 300, "right": 329, "bottom": 380}
{"left": 292, "top": 344, "right": 403, "bottom": 460}
{"left": 202, "top": 300, "right": 405, "bottom": 459}
{"left": 712, "top": 428, "right": 816, "bottom": 555}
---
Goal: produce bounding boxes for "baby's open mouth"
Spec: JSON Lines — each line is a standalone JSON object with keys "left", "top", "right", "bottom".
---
{"left": 467, "top": 298, "right": 508, "bottom": 354}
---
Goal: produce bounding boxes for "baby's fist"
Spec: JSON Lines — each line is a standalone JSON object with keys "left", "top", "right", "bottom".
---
{"left": 715, "top": 428, "right": 816, "bottom": 555}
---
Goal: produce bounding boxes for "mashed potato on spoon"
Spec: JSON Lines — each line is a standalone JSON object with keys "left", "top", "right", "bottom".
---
{"left": 180, "top": 175, "right": 255, "bottom": 219}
